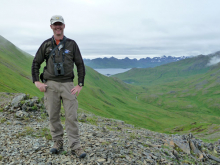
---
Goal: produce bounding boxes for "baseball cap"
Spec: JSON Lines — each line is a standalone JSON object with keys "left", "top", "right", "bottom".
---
{"left": 50, "top": 15, "right": 65, "bottom": 25}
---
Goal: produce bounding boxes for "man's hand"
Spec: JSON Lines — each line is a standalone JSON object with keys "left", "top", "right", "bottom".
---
{"left": 71, "top": 85, "right": 82, "bottom": 96}
{"left": 35, "top": 81, "right": 47, "bottom": 92}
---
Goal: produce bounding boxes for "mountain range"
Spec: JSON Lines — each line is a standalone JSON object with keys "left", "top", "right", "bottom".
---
{"left": 84, "top": 56, "right": 188, "bottom": 69}
{"left": 1, "top": 35, "right": 220, "bottom": 142}
{"left": 112, "top": 52, "right": 220, "bottom": 86}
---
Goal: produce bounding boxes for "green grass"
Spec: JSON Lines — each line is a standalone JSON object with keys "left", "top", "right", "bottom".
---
{"left": 0, "top": 35, "right": 44, "bottom": 97}
{"left": 111, "top": 53, "right": 220, "bottom": 137}
{"left": 1, "top": 35, "right": 220, "bottom": 142}
{"left": 15, "top": 126, "right": 52, "bottom": 140}
{"left": 16, "top": 126, "right": 34, "bottom": 138}
{"left": 40, "top": 127, "right": 52, "bottom": 140}
{"left": 0, "top": 118, "right": 6, "bottom": 123}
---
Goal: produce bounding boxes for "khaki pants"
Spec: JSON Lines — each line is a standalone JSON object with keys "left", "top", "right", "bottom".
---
{"left": 44, "top": 80, "right": 81, "bottom": 150}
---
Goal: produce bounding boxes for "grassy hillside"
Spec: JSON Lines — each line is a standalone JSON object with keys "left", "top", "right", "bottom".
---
{"left": 0, "top": 35, "right": 41, "bottom": 96}
{"left": 112, "top": 52, "right": 220, "bottom": 141}
{"left": 112, "top": 53, "right": 220, "bottom": 119}
{"left": 76, "top": 66, "right": 220, "bottom": 135}
{"left": 137, "top": 72, "right": 220, "bottom": 142}
{"left": 112, "top": 53, "right": 219, "bottom": 86}
{"left": 138, "top": 62, "right": 220, "bottom": 118}
{"left": 0, "top": 35, "right": 165, "bottom": 130}
{"left": 1, "top": 35, "right": 220, "bottom": 141}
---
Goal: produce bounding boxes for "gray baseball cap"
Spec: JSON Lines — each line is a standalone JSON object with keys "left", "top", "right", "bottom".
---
{"left": 50, "top": 15, "right": 65, "bottom": 25}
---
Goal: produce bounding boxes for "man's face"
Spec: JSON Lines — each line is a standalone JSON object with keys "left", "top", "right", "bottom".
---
{"left": 50, "top": 22, "right": 65, "bottom": 36}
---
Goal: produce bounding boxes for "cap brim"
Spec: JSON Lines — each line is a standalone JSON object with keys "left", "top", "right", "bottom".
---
{"left": 51, "top": 21, "right": 65, "bottom": 25}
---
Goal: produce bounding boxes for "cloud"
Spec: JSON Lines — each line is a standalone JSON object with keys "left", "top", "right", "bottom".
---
{"left": 207, "top": 56, "right": 220, "bottom": 66}
{"left": 1, "top": 0, "right": 220, "bottom": 58}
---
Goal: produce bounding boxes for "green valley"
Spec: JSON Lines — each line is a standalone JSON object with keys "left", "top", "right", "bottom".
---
{"left": 113, "top": 52, "right": 220, "bottom": 141}
{"left": 1, "top": 35, "right": 220, "bottom": 142}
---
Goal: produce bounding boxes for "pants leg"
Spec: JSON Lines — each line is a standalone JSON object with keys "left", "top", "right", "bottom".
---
{"left": 61, "top": 82, "right": 81, "bottom": 149}
{"left": 44, "top": 81, "right": 64, "bottom": 141}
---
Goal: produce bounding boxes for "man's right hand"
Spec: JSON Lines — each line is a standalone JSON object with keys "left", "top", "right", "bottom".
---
{"left": 35, "top": 81, "right": 47, "bottom": 92}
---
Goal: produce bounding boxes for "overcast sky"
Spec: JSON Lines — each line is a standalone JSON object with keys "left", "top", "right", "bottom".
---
{"left": 1, "top": 0, "right": 220, "bottom": 59}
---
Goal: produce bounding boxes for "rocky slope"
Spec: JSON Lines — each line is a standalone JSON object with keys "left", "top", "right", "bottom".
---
{"left": 0, "top": 93, "right": 220, "bottom": 165}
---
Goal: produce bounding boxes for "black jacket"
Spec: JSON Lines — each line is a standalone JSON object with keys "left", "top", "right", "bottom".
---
{"left": 32, "top": 36, "right": 85, "bottom": 86}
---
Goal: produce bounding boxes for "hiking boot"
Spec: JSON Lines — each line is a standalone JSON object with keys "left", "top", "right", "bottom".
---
{"left": 50, "top": 140, "right": 63, "bottom": 154}
{"left": 71, "top": 147, "right": 86, "bottom": 158}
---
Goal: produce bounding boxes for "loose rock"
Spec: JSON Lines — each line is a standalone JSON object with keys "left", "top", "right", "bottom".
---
{"left": 0, "top": 93, "right": 220, "bottom": 164}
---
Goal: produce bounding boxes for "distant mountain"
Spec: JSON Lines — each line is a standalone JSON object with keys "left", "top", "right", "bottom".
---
{"left": 112, "top": 51, "right": 220, "bottom": 86}
{"left": 83, "top": 56, "right": 188, "bottom": 69}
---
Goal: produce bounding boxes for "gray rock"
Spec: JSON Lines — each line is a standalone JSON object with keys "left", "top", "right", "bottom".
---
{"left": 16, "top": 110, "right": 29, "bottom": 118}
{"left": 189, "top": 140, "right": 203, "bottom": 159}
{"left": 207, "top": 143, "right": 214, "bottom": 151}
{"left": 27, "top": 107, "right": 33, "bottom": 111}
{"left": 13, "top": 121, "right": 24, "bottom": 125}
{"left": 11, "top": 94, "right": 26, "bottom": 108}
{"left": 79, "top": 114, "right": 87, "bottom": 122}
{"left": 102, "top": 126, "right": 108, "bottom": 133}
{"left": 1, "top": 93, "right": 220, "bottom": 165}
{"left": 22, "top": 104, "right": 27, "bottom": 111}
{"left": 4, "top": 105, "right": 9, "bottom": 110}
{"left": 97, "top": 159, "right": 106, "bottom": 163}
{"left": 173, "top": 138, "right": 190, "bottom": 154}
{"left": 92, "top": 132, "right": 98, "bottom": 136}
{"left": 207, "top": 154, "right": 220, "bottom": 163}
{"left": 216, "top": 145, "right": 220, "bottom": 153}
{"left": 29, "top": 99, "right": 38, "bottom": 107}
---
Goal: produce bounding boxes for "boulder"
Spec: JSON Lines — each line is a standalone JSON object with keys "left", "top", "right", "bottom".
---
{"left": 11, "top": 94, "right": 27, "bottom": 108}
{"left": 189, "top": 140, "right": 203, "bottom": 159}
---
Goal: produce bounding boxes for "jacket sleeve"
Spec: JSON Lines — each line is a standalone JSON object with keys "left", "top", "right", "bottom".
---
{"left": 31, "top": 41, "right": 47, "bottom": 83}
{"left": 73, "top": 41, "right": 85, "bottom": 86}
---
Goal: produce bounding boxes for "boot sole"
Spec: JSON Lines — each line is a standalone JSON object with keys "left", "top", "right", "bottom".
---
{"left": 50, "top": 147, "right": 64, "bottom": 154}
{"left": 72, "top": 151, "right": 86, "bottom": 158}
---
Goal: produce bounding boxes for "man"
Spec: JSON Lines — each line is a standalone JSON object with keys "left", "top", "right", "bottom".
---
{"left": 31, "top": 15, "right": 86, "bottom": 158}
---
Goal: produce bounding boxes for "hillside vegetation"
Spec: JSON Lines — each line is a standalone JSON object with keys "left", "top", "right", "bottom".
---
{"left": 113, "top": 52, "right": 220, "bottom": 141}
{"left": 0, "top": 35, "right": 40, "bottom": 96}
{"left": 0, "top": 35, "right": 164, "bottom": 131}
{"left": 112, "top": 54, "right": 218, "bottom": 86}
{"left": 1, "top": 35, "right": 220, "bottom": 142}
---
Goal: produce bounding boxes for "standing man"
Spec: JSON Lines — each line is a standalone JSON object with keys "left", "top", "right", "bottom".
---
{"left": 31, "top": 15, "right": 86, "bottom": 158}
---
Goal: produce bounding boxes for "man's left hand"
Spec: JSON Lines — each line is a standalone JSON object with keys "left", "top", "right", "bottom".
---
{"left": 71, "top": 85, "right": 82, "bottom": 96}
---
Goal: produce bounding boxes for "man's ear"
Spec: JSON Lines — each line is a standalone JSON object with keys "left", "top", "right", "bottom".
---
{"left": 50, "top": 25, "right": 52, "bottom": 29}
